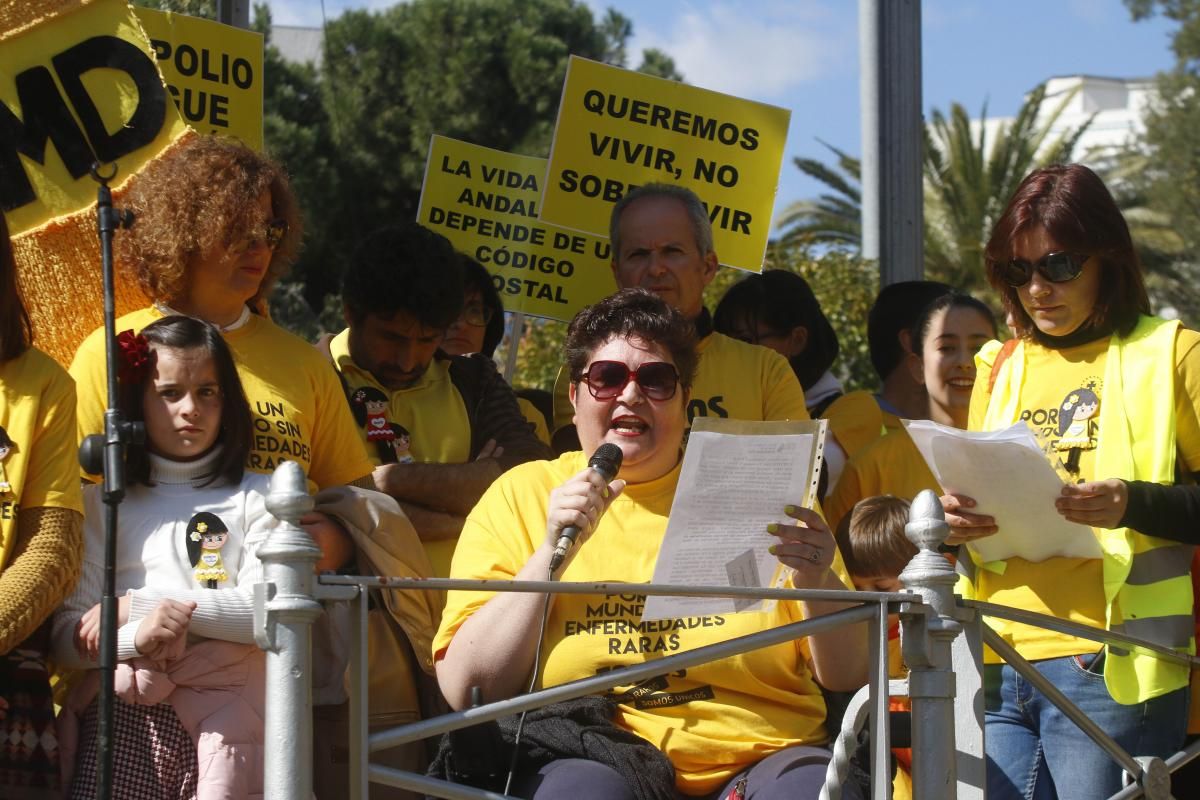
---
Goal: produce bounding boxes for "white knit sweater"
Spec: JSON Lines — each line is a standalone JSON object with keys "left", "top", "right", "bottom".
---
{"left": 52, "top": 449, "right": 278, "bottom": 669}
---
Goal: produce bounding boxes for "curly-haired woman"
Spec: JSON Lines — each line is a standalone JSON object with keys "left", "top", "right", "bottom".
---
{"left": 68, "top": 135, "right": 372, "bottom": 564}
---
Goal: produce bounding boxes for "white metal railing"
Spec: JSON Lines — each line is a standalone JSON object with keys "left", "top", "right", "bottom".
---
{"left": 251, "top": 462, "right": 1200, "bottom": 800}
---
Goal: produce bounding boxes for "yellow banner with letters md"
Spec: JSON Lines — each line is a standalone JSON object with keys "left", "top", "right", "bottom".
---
{"left": 0, "top": 0, "right": 189, "bottom": 235}
{"left": 134, "top": 8, "right": 263, "bottom": 149}
{"left": 418, "top": 135, "right": 615, "bottom": 323}
{"left": 541, "top": 56, "right": 791, "bottom": 273}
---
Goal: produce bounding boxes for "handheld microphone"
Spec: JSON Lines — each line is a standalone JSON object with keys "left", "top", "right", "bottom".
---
{"left": 549, "top": 443, "right": 623, "bottom": 573}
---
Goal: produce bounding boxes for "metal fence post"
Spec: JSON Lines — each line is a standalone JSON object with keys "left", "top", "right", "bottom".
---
{"left": 900, "top": 489, "right": 963, "bottom": 799}
{"left": 254, "top": 460, "right": 323, "bottom": 800}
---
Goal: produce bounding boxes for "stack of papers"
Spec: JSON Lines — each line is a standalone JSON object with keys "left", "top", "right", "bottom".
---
{"left": 902, "top": 420, "right": 1101, "bottom": 563}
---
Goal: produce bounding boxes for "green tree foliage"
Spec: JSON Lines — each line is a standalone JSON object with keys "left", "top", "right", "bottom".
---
{"left": 777, "top": 85, "right": 1091, "bottom": 293}
{"left": 1123, "top": 0, "right": 1200, "bottom": 324}
{"left": 257, "top": 0, "right": 678, "bottom": 329}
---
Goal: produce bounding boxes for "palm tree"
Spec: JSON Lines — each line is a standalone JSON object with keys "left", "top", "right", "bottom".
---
{"left": 775, "top": 140, "right": 862, "bottom": 248}
{"left": 923, "top": 83, "right": 1092, "bottom": 289}
{"left": 776, "top": 83, "right": 1093, "bottom": 292}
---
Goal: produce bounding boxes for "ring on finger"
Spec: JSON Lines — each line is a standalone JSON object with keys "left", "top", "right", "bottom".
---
{"left": 807, "top": 550, "right": 821, "bottom": 564}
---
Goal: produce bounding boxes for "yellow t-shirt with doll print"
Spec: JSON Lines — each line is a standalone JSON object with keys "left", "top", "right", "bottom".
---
{"left": 435, "top": 451, "right": 847, "bottom": 796}
{"left": 70, "top": 306, "right": 374, "bottom": 490}
{"left": 329, "top": 329, "right": 475, "bottom": 575}
{"left": 967, "top": 328, "right": 1200, "bottom": 663}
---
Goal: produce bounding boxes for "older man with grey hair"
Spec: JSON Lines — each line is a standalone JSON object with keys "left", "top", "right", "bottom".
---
{"left": 551, "top": 183, "right": 809, "bottom": 446}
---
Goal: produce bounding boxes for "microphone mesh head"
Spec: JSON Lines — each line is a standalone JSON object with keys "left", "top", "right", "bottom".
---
{"left": 589, "top": 443, "right": 623, "bottom": 480}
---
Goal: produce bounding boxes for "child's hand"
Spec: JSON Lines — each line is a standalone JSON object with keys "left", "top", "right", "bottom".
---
{"left": 301, "top": 511, "right": 353, "bottom": 572}
{"left": 941, "top": 494, "right": 999, "bottom": 544}
{"left": 133, "top": 599, "right": 195, "bottom": 661}
{"left": 76, "top": 594, "right": 132, "bottom": 661}
{"left": 1055, "top": 479, "right": 1128, "bottom": 529}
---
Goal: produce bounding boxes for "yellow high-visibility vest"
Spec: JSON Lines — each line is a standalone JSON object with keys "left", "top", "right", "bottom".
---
{"left": 975, "top": 316, "right": 1192, "bottom": 705}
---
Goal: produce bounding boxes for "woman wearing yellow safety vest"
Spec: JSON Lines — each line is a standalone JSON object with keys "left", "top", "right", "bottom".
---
{"left": 942, "top": 163, "right": 1200, "bottom": 800}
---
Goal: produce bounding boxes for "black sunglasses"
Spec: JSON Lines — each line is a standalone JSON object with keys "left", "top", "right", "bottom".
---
{"left": 578, "top": 360, "right": 679, "bottom": 401}
{"left": 1001, "top": 251, "right": 1089, "bottom": 287}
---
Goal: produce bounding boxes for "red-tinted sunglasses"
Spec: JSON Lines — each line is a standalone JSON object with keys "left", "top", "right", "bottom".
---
{"left": 578, "top": 360, "right": 679, "bottom": 401}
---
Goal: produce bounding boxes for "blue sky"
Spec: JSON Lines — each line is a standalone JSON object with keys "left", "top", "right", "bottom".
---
{"left": 267, "top": 0, "right": 1178, "bottom": 227}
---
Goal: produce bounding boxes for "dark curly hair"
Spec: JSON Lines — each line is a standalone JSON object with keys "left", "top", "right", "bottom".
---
{"left": 343, "top": 224, "right": 464, "bottom": 330}
{"left": 985, "top": 164, "right": 1149, "bottom": 340}
{"left": 115, "top": 134, "right": 302, "bottom": 310}
{"left": 565, "top": 289, "right": 698, "bottom": 392}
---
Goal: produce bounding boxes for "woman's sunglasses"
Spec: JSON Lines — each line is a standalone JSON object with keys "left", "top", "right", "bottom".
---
{"left": 578, "top": 360, "right": 679, "bottom": 401}
{"left": 1000, "top": 251, "right": 1089, "bottom": 287}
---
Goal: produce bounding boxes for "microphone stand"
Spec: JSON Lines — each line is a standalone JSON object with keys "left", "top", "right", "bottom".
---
{"left": 83, "top": 162, "right": 138, "bottom": 800}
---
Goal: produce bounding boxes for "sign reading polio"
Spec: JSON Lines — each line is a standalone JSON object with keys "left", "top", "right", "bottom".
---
{"left": 418, "top": 135, "right": 614, "bottom": 323}
{"left": 541, "top": 56, "right": 790, "bottom": 273}
{"left": 134, "top": 9, "right": 264, "bottom": 149}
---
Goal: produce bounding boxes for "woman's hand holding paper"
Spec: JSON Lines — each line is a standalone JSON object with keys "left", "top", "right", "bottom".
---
{"left": 768, "top": 504, "right": 836, "bottom": 577}
{"left": 941, "top": 493, "right": 999, "bottom": 544}
{"left": 1055, "top": 480, "right": 1128, "bottom": 529}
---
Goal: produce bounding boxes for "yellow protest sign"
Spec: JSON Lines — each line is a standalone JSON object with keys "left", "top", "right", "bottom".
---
{"left": 134, "top": 8, "right": 263, "bottom": 149}
{"left": 0, "top": 0, "right": 189, "bottom": 235}
{"left": 541, "top": 56, "right": 790, "bottom": 273}
{"left": 418, "top": 135, "right": 615, "bottom": 323}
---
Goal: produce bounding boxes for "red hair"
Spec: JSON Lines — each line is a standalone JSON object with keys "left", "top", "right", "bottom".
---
{"left": 984, "top": 164, "right": 1149, "bottom": 339}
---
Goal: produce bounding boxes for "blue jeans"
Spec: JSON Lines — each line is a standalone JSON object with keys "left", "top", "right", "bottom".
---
{"left": 984, "top": 655, "right": 1189, "bottom": 800}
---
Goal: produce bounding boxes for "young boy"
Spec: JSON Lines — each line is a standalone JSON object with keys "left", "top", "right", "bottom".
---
{"left": 834, "top": 494, "right": 916, "bottom": 800}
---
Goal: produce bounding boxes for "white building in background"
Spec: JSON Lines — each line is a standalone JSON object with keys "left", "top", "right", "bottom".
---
{"left": 976, "top": 74, "right": 1156, "bottom": 165}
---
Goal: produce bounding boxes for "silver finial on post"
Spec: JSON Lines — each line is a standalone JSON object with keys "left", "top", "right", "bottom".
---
{"left": 265, "top": 459, "right": 315, "bottom": 526}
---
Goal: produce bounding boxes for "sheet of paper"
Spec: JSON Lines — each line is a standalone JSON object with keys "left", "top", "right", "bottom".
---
{"left": 641, "top": 418, "right": 825, "bottom": 621}
{"left": 902, "top": 419, "right": 1101, "bottom": 563}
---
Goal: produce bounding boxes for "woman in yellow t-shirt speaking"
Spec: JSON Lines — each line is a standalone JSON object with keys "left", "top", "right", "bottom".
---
{"left": 434, "top": 289, "right": 866, "bottom": 800}
{"left": 944, "top": 164, "right": 1199, "bottom": 800}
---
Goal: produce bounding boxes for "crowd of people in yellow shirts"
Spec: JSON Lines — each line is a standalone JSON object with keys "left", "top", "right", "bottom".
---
{"left": 1, "top": 132, "right": 1198, "bottom": 800}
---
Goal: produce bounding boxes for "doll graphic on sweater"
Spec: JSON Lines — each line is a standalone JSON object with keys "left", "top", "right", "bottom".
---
{"left": 187, "top": 511, "right": 230, "bottom": 588}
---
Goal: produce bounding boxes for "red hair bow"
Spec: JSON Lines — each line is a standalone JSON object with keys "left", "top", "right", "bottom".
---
{"left": 116, "top": 330, "right": 153, "bottom": 385}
